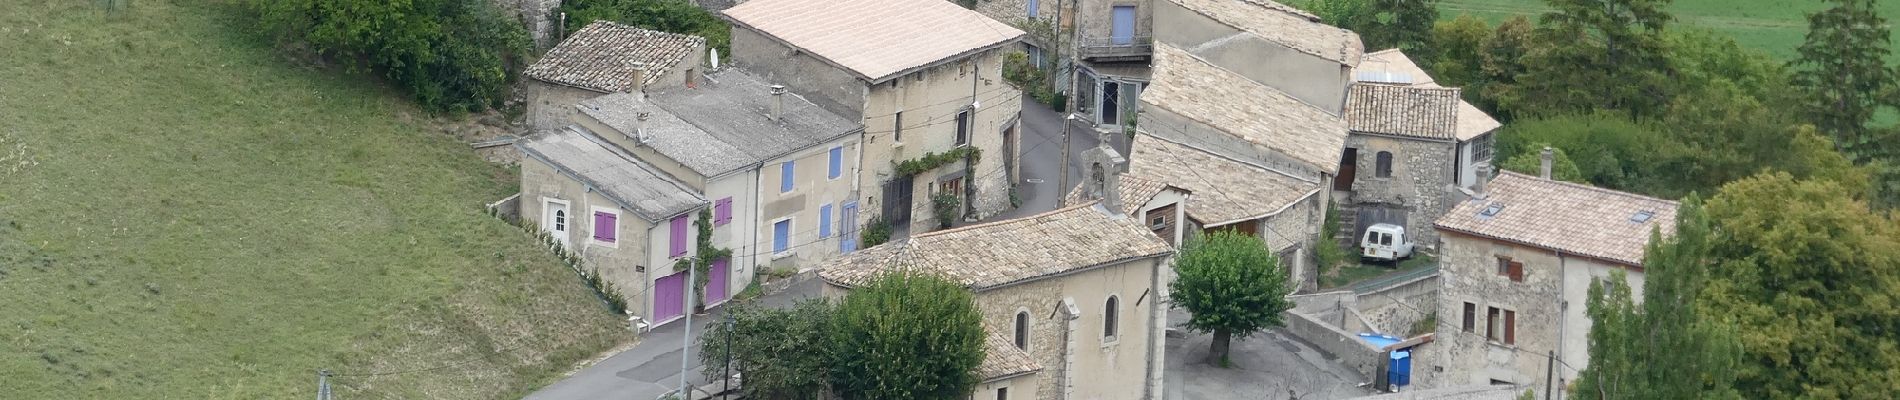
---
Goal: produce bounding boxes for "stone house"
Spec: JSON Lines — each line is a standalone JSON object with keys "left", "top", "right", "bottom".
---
{"left": 815, "top": 182, "right": 1178, "bottom": 400}
{"left": 516, "top": 126, "right": 709, "bottom": 327}
{"left": 1131, "top": 43, "right": 1348, "bottom": 291}
{"left": 1421, "top": 164, "right": 1678, "bottom": 398}
{"left": 723, "top": 0, "right": 1028, "bottom": 236}
{"left": 1138, "top": 0, "right": 1361, "bottom": 114}
{"left": 1335, "top": 48, "right": 1502, "bottom": 248}
{"left": 521, "top": 21, "right": 707, "bottom": 132}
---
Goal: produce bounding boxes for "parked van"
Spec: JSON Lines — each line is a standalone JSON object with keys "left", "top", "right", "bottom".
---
{"left": 1361, "top": 223, "right": 1414, "bottom": 261}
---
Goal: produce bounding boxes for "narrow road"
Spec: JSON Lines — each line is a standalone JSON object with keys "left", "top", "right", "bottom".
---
{"left": 979, "top": 98, "right": 1121, "bottom": 222}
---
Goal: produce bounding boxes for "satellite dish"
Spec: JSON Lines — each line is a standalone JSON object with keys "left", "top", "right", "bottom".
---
{"left": 711, "top": 48, "right": 721, "bottom": 70}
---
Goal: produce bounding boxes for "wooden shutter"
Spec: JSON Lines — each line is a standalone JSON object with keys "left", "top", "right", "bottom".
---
{"left": 1487, "top": 307, "right": 1500, "bottom": 340}
{"left": 593, "top": 212, "right": 616, "bottom": 242}
{"left": 670, "top": 216, "right": 688, "bottom": 257}
{"left": 1508, "top": 261, "right": 1525, "bottom": 282}
{"left": 1504, "top": 310, "right": 1517, "bottom": 344}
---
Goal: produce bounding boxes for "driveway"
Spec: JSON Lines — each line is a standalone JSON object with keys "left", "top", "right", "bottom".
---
{"left": 525, "top": 277, "right": 822, "bottom": 400}
{"left": 979, "top": 98, "right": 1124, "bottom": 222}
{"left": 1165, "top": 310, "right": 1376, "bottom": 400}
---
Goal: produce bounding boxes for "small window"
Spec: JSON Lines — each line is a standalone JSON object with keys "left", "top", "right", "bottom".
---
{"left": 893, "top": 112, "right": 904, "bottom": 143}
{"left": 593, "top": 211, "right": 617, "bottom": 243}
{"left": 780, "top": 161, "right": 796, "bottom": 193}
{"left": 1462, "top": 302, "right": 1476, "bottom": 332}
{"left": 1486, "top": 306, "right": 1500, "bottom": 341}
{"left": 685, "top": 68, "right": 697, "bottom": 88}
{"left": 772, "top": 220, "right": 791, "bottom": 254}
{"left": 1497, "top": 257, "right": 1524, "bottom": 282}
{"left": 955, "top": 109, "right": 971, "bottom": 146}
{"left": 1150, "top": 215, "right": 1167, "bottom": 231}
{"left": 1480, "top": 203, "right": 1504, "bottom": 217}
{"left": 1630, "top": 210, "right": 1655, "bottom": 223}
{"left": 1026, "top": 0, "right": 1039, "bottom": 18}
{"left": 1375, "top": 151, "right": 1394, "bottom": 178}
{"left": 828, "top": 146, "right": 844, "bottom": 179}
{"left": 1104, "top": 296, "right": 1119, "bottom": 339}
{"left": 669, "top": 216, "right": 689, "bottom": 258}
{"left": 553, "top": 209, "right": 566, "bottom": 231}
{"left": 1014, "top": 311, "right": 1030, "bottom": 350}
{"left": 819, "top": 203, "right": 834, "bottom": 238}
{"left": 997, "top": 387, "right": 1008, "bottom": 400}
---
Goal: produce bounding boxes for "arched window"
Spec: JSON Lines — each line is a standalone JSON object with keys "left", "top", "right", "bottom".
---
{"left": 553, "top": 209, "right": 567, "bottom": 231}
{"left": 1014, "top": 311, "right": 1030, "bottom": 350}
{"left": 1104, "top": 296, "right": 1120, "bottom": 339}
{"left": 1375, "top": 151, "right": 1394, "bottom": 178}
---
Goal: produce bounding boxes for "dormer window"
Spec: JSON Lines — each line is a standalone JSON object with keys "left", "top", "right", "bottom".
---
{"left": 1630, "top": 210, "right": 1655, "bottom": 223}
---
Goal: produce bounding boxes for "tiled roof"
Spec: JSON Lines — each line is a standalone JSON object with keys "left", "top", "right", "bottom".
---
{"left": 1435, "top": 172, "right": 1679, "bottom": 267}
{"left": 1063, "top": 175, "right": 1180, "bottom": 216}
{"left": 581, "top": 69, "right": 863, "bottom": 176}
{"left": 1145, "top": 44, "right": 1349, "bottom": 174}
{"left": 1346, "top": 84, "right": 1462, "bottom": 140}
{"left": 524, "top": 21, "right": 705, "bottom": 93}
{"left": 515, "top": 126, "right": 707, "bottom": 221}
{"left": 1354, "top": 49, "right": 1501, "bottom": 141}
{"left": 978, "top": 326, "right": 1043, "bottom": 381}
{"left": 816, "top": 202, "right": 1174, "bottom": 290}
{"left": 1167, "top": 0, "right": 1363, "bottom": 66}
{"left": 723, "top": 0, "right": 1024, "bottom": 82}
{"left": 1128, "top": 134, "right": 1319, "bottom": 226}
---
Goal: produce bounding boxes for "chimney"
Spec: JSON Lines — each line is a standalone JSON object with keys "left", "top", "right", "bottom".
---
{"left": 630, "top": 62, "right": 648, "bottom": 96}
{"left": 769, "top": 85, "right": 787, "bottom": 122}
{"left": 634, "top": 112, "right": 651, "bottom": 145}
{"left": 1472, "top": 162, "right": 1492, "bottom": 199}
{"left": 1082, "top": 142, "right": 1128, "bottom": 214}
{"left": 1539, "top": 147, "right": 1554, "bottom": 180}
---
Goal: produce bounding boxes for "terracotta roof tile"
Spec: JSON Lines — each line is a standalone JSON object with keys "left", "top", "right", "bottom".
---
{"left": 1062, "top": 175, "right": 1179, "bottom": 216}
{"left": 978, "top": 326, "right": 1042, "bottom": 380}
{"left": 1346, "top": 84, "right": 1462, "bottom": 140}
{"left": 1353, "top": 49, "right": 1501, "bottom": 141}
{"left": 817, "top": 202, "right": 1173, "bottom": 289}
{"left": 1144, "top": 44, "right": 1350, "bottom": 174}
{"left": 1434, "top": 172, "right": 1679, "bottom": 266}
{"left": 1167, "top": 0, "right": 1363, "bottom": 66}
{"left": 1128, "top": 134, "right": 1319, "bottom": 226}
{"left": 723, "top": 0, "right": 1024, "bottom": 82}
{"left": 524, "top": 21, "right": 705, "bottom": 93}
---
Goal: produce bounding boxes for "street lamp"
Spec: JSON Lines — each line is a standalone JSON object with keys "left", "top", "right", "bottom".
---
{"left": 722, "top": 313, "right": 734, "bottom": 399}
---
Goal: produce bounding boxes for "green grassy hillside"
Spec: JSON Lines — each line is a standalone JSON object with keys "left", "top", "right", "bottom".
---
{"left": 1441, "top": 0, "right": 1900, "bottom": 60}
{"left": 0, "top": 1, "right": 623, "bottom": 398}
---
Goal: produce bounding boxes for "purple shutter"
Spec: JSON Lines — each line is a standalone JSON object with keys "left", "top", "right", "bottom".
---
{"left": 714, "top": 197, "right": 732, "bottom": 226}
{"left": 653, "top": 271, "right": 687, "bottom": 323}
{"left": 704, "top": 258, "right": 730, "bottom": 304}
{"left": 593, "top": 212, "right": 616, "bottom": 242}
{"left": 670, "top": 216, "right": 688, "bottom": 257}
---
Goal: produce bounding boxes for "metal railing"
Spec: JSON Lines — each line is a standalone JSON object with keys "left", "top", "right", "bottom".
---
{"left": 1077, "top": 34, "right": 1153, "bottom": 60}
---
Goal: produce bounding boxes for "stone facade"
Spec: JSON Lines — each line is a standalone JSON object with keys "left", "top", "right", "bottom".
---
{"left": 519, "top": 160, "right": 707, "bottom": 327}
{"left": 1423, "top": 232, "right": 1570, "bottom": 394}
{"left": 492, "top": 0, "right": 563, "bottom": 48}
{"left": 1343, "top": 134, "right": 1457, "bottom": 247}
{"left": 974, "top": 257, "right": 1166, "bottom": 400}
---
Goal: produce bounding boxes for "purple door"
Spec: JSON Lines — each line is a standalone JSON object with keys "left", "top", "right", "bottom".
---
{"left": 704, "top": 258, "right": 730, "bottom": 305}
{"left": 653, "top": 271, "right": 687, "bottom": 323}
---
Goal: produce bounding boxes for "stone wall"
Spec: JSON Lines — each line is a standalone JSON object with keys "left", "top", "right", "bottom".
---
{"left": 1262, "top": 190, "right": 1324, "bottom": 291}
{"left": 492, "top": 0, "right": 563, "bottom": 49}
{"left": 1422, "top": 232, "right": 1562, "bottom": 392}
{"left": 1284, "top": 310, "right": 1386, "bottom": 380}
{"left": 1344, "top": 134, "right": 1458, "bottom": 247}
{"left": 1356, "top": 274, "right": 1439, "bottom": 336}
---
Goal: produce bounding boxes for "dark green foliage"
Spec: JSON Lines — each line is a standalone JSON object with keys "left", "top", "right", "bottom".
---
{"left": 1424, "top": 15, "right": 1533, "bottom": 120}
{"left": 1506, "top": 0, "right": 1675, "bottom": 118}
{"left": 860, "top": 216, "right": 892, "bottom": 248}
{"left": 699, "top": 300, "right": 837, "bottom": 400}
{"left": 1169, "top": 231, "right": 1292, "bottom": 365}
{"left": 1572, "top": 199, "right": 1741, "bottom": 399}
{"left": 1792, "top": 0, "right": 1896, "bottom": 155}
{"left": 931, "top": 192, "right": 960, "bottom": 230}
{"left": 1002, "top": 51, "right": 1065, "bottom": 108}
{"left": 1497, "top": 144, "right": 1585, "bottom": 182}
{"left": 561, "top": 0, "right": 731, "bottom": 55}
{"left": 674, "top": 208, "right": 733, "bottom": 311}
{"left": 830, "top": 272, "right": 986, "bottom": 400}
{"left": 248, "top": 0, "right": 530, "bottom": 112}
{"left": 1364, "top": 0, "right": 1440, "bottom": 52}
{"left": 893, "top": 147, "right": 982, "bottom": 178}
{"left": 1493, "top": 114, "right": 1685, "bottom": 195}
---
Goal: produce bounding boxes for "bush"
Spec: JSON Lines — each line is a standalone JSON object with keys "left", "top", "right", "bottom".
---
{"left": 1315, "top": 203, "right": 1352, "bottom": 273}
{"left": 861, "top": 216, "right": 892, "bottom": 248}
{"left": 561, "top": 0, "right": 732, "bottom": 56}
{"left": 248, "top": 0, "right": 531, "bottom": 113}
{"left": 931, "top": 192, "right": 960, "bottom": 230}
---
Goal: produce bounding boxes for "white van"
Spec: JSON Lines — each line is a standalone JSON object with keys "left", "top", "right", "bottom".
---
{"left": 1361, "top": 223, "right": 1414, "bottom": 261}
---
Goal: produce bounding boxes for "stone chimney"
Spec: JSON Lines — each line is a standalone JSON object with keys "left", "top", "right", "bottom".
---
{"left": 769, "top": 85, "right": 787, "bottom": 122}
{"left": 630, "top": 62, "right": 648, "bottom": 96}
{"left": 1081, "top": 142, "right": 1128, "bottom": 214}
{"left": 1472, "top": 162, "right": 1492, "bottom": 199}
{"left": 1539, "top": 147, "right": 1554, "bottom": 180}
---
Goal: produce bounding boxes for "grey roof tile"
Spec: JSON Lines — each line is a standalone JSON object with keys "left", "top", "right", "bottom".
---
{"left": 524, "top": 21, "right": 705, "bottom": 93}
{"left": 817, "top": 202, "right": 1174, "bottom": 289}
{"left": 1354, "top": 49, "right": 1501, "bottom": 141}
{"left": 516, "top": 126, "right": 707, "bottom": 221}
{"left": 1145, "top": 44, "right": 1350, "bottom": 175}
{"left": 1434, "top": 172, "right": 1679, "bottom": 266}
{"left": 1167, "top": 0, "right": 1364, "bottom": 66}
{"left": 723, "top": 0, "right": 1024, "bottom": 82}
{"left": 1346, "top": 84, "right": 1462, "bottom": 140}
{"left": 1127, "top": 134, "right": 1319, "bottom": 225}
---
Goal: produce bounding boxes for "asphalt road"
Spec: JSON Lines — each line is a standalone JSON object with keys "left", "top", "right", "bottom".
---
{"left": 980, "top": 98, "right": 1117, "bottom": 222}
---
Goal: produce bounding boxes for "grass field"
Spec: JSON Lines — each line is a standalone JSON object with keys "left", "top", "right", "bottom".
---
{"left": 1439, "top": 0, "right": 1900, "bottom": 60}
{"left": 0, "top": 1, "right": 624, "bottom": 398}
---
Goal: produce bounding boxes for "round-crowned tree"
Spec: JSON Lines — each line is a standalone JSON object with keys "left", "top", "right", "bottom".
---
{"left": 829, "top": 271, "right": 986, "bottom": 400}
{"left": 1170, "top": 230, "right": 1293, "bottom": 367}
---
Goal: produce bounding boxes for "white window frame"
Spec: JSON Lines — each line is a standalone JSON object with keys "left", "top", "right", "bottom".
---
{"left": 769, "top": 216, "right": 795, "bottom": 259}
{"left": 1101, "top": 293, "right": 1122, "bottom": 346}
{"left": 589, "top": 206, "right": 621, "bottom": 249}
{"left": 540, "top": 197, "right": 572, "bottom": 247}
{"left": 827, "top": 145, "right": 845, "bottom": 181}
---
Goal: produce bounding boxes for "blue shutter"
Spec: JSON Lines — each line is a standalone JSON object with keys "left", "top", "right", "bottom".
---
{"left": 773, "top": 220, "right": 790, "bottom": 253}
{"left": 1027, "top": 0, "right": 1039, "bottom": 18}
{"left": 819, "top": 204, "right": 833, "bottom": 238}
{"left": 828, "top": 146, "right": 843, "bottom": 179}
{"left": 780, "top": 161, "right": 795, "bottom": 193}
{"left": 1111, "top": 6, "right": 1136, "bottom": 45}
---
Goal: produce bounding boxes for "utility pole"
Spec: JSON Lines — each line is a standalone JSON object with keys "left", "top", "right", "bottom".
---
{"left": 1055, "top": 0, "right": 1079, "bottom": 208}
{"left": 678, "top": 257, "right": 699, "bottom": 399}
{"left": 1544, "top": 350, "right": 1556, "bottom": 400}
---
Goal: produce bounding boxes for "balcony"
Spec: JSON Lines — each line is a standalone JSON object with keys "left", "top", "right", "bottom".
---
{"left": 1077, "top": 34, "right": 1153, "bottom": 62}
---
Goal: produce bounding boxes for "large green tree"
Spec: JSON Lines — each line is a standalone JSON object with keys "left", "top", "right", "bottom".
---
{"left": 1364, "top": 0, "right": 1440, "bottom": 52}
{"left": 1504, "top": 0, "right": 1674, "bottom": 118}
{"left": 1699, "top": 173, "right": 1900, "bottom": 398}
{"left": 1571, "top": 199, "right": 1742, "bottom": 400}
{"left": 1792, "top": 0, "right": 1896, "bottom": 155}
{"left": 249, "top": 0, "right": 531, "bottom": 112}
{"left": 1169, "top": 231, "right": 1292, "bottom": 366}
{"left": 829, "top": 272, "right": 986, "bottom": 400}
{"left": 560, "top": 0, "right": 732, "bottom": 55}
{"left": 699, "top": 300, "right": 836, "bottom": 400}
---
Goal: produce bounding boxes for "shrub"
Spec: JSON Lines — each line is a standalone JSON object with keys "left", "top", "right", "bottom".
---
{"left": 561, "top": 0, "right": 732, "bottom": 56}
{"left": 248, "top": 0, "right": 531, "bottom": 113}
{"left": 931, "top": 193, "right": 960, "bottom": 230}
{"left": 861, "top": 217, "right": 892, "bottom": 247}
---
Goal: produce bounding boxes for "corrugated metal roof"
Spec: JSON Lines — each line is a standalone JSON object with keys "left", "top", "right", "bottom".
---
{"left": 723, "top": 0, "right": 1025, "bottom": 82}
{"left": 516, "top": 127, "right": 707, "bottom": 221}
{"left": 524, "top": 21, "right": 706, "bottom": 93}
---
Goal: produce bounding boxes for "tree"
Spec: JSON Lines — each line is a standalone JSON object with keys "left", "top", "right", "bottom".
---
{"left": 1363, "top": 0, "right": 1440, "bottom": 52}
{"left": 248, "top": 0, "right": 531, "bottom": 112}
{"left": 1571, "top": 199, "right": 1742, "bottom": 400}
{"left": 700, "top": 300, "right": 836, "bottom": 400}
{"left": 1425, "top": 15, "right": 1491, "bottom": 88}
{"left": 561, "top": 0, "right": 733, "bottom": 55}
{"left": 1504, "top": 0, "right": 1674, "bottom": 118}
{"left": 1498, "top": 144, "right": 1585, "bottom": 182}
{"left": 1478, "top": 16, "right": 1534, "bottom": 120}
{"left": 1169, "top": 231, "right": 1292, "bottom": 366}
{"left": 1697, "top": 173, "right": 1900, "bottom": 398}
{"left": 829, "top": 272, "right": 986, "bottom": 399}
{"left": 1791, "top": 0, "right": 1897, "bottom": 156}
{"left": 1492, "top": 113, "right": 1684, "bottom": 196}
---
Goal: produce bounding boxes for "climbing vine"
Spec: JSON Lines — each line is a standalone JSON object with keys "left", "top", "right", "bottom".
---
{"left": 892, "top": 147, "right": 981, "bottom": 178}
{"left": 673, "top": 208, "right": 733, "bottom": 311}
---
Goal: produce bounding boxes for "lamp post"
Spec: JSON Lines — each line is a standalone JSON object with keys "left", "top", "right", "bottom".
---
{"left": 722, "top": 313, "right": 734, "bottom": 399}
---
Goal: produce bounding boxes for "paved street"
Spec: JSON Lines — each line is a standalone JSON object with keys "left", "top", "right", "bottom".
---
{"left": 1165, "top": 310, "right": 1376, "bottom": 400}
{"left": 981, "top": 98, "right": 1122, "bottom": 222}
{"left": 524, "top": 277, "right": 822, "bottom": 400}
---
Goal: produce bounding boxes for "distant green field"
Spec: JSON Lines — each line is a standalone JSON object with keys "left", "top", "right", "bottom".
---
{"left": 1440, "top": 0, "right": 1900, "bottom": 60}
{"left": 0, "top": 2, "right": 621, "bottom": 399}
